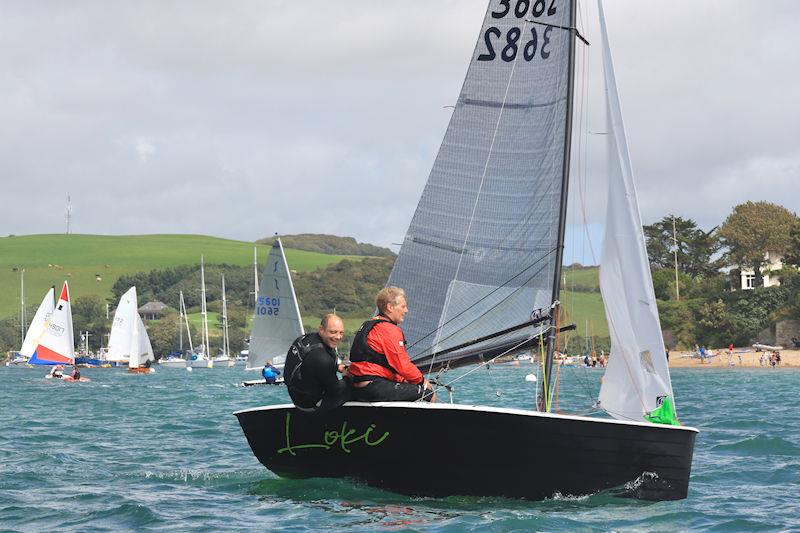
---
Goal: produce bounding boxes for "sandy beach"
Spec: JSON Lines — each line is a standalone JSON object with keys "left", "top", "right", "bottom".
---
{"left": 668, "top": 348, "right": 800, "bottom": 368}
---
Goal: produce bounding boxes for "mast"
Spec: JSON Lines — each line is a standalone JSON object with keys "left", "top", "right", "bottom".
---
{"left": 253, "top": 246, "right": 260, "bottom": 312}
{"left": 19, "top": 269, "right": 25, "bottom": 347}
{"left": 221, "top": 275, "right": 230, "bottom": 358}
{"left": 539, "top": 0, "right": 579, "bottom": 412}
{"left": 200, "top": 256, "right": 210, "bottom": 359}
{"left": 180, "top": 290, "right": 194, "bottom": 353}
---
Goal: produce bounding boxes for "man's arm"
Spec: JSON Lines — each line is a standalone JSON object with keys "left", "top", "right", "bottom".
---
{"left": 371, "top": 323, "right": 423, "bottom": 384}
{"left": 315, "top": 353, "right": 348, "bottom": 396}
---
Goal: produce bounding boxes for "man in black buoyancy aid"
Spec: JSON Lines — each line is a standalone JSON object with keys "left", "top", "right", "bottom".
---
{"left": 284, "top": 313, "right": 351, "bottom": 412}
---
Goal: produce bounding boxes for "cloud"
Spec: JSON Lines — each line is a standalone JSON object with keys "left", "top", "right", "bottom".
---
{"left": 0, "top": 0, "right": 798, "bottom": 252}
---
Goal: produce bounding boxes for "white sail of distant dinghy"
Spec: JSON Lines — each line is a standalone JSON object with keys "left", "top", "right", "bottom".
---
{"left": 596, "top": 0, "right": 673, "bottom": 422}
{"left": 19, "top": 287, "right": 55, "bottom": 360}
{"left": 246, "top": 238, "right": 303, "bottom": 371}
{"left": 28, "top": 282, "right": 75, "bottom": 366}
{"left": 128, "top": 313, "right": 156, "bottom": 371}
{"left": 106, "top": 287, "right": 139, "bottom": 365}
{"left": 188, "top": 256, "right": 214, "bottom": 368}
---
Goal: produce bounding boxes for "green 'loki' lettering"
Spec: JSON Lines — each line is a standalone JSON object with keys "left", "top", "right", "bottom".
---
{"left": 277, "top": 412, "right": 390, "bottom": 455}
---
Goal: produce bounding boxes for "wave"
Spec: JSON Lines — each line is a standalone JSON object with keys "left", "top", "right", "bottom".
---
{"left": 711, "top": 435, "right": 800, "bottom": 456}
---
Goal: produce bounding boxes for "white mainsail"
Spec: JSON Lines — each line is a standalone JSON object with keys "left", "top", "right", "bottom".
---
{"left": 596, "top": 0, "right": 674, "bottom": 422}
{"left": 247, "top": 239, "right": 303, "bottom": 370}
{"left": 19, "top": 288, "right": 55, "bottom": 358}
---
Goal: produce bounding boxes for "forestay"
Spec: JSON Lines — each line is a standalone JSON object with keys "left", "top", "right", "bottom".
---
{"left": 596, "top": 0, "right": 674, "bottom": 422}
{"left": 247, "top": 239, "right": 304, "bottom": 370}
{"left": 386, "top": 0, "right": 574, "bottom": 363}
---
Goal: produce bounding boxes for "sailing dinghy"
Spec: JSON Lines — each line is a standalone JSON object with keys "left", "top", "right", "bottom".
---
{"left": 107, "top": 287, "right": 156, "bottom": 373}
{"left": 235, "top": 0, "right": 697, "bottom": 501}
{"left": 239, "top": 239, "right": 302, "bottom": 387}
{"left": 31, "top": 282, "right": 90, "bottom": 381}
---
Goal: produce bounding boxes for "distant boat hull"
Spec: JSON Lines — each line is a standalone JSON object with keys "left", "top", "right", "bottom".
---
{"left": 235, "top": 403, "right": 697, "bottom": 501}
{"left": 158, "top": 358, "right": 187, "bottom": 368}
{"left": 238, "top": 377, "right": 285, "bottom": 387}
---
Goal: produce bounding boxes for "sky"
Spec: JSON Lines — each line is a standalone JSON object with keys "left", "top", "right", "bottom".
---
{"left": 2, "top": 1, "right": 799, "bottom": 259}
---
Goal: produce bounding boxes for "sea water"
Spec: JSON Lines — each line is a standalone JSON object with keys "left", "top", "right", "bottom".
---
{"left": 0, "top": 363, "right": 797, "bottom": 532}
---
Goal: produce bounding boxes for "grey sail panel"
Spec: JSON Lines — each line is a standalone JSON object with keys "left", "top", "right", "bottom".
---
{"left": 387, "top": 0, "right": 573, "bottom": 362}
{"left": 247, "top": 240, "right": 304, "bottom": 370}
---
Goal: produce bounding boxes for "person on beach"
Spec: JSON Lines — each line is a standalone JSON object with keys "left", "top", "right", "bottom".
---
{"left": 284, "top": 314, "right": 351, "bottom": 412}
{"left": 349, "top": 287, "right": 436, "bottom": 403}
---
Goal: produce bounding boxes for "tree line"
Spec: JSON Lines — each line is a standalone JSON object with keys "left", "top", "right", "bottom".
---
{"left": 645, "top": 201, "right": 800, "bottom": 348}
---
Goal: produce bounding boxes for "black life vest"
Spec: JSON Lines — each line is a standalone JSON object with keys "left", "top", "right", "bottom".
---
{"left": 349, "top": 318, "right": 404, "bottom": 375}
{"left": 284, "top": 334, "right": 325, "bottom": 395}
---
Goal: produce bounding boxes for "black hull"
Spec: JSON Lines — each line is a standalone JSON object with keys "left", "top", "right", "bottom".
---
{"left": 235, "top": 402, "right": 697, "bottom": 501}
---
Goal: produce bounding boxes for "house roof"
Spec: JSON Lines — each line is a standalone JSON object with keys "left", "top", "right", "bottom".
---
{"left": 138, "top": 301, "right": 169, "bottom": 314}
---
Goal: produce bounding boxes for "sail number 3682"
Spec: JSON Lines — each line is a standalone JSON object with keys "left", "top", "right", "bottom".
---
{"left": 478, "top": 0, "right": 557, "bottom": 62}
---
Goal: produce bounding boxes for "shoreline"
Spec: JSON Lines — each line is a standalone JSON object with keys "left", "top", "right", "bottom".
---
{"left": 668, "top": 348, "right": 799, "bottom": 368}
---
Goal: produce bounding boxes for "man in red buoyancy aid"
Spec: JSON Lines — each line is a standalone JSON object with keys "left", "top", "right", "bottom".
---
{"left": 349, "top": 287, "right": 436, "bottom": 402}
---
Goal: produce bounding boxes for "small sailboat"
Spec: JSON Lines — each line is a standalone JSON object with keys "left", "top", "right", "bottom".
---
{"left": 159, "top": 290, "right": 191, "bottom": 368}
{"left": 188, "top": 256, "right": 214, "bottom": 369}
{"left": 235, "top": 0, "right": 696, "bottom": 501}
{"left": 239, "top": 239, "right": 303, "bottom": 387}
{"left": 212, "top": 275, "right": 235, "bottom": 367}
{"left": 19, "top": 287, "right": 55, "bottom": 363}
{"left": 107, "top": 287, "right": 156, "bottom": 373}
{"left": 31, "top": 282, "right": 88, "bottom": 382}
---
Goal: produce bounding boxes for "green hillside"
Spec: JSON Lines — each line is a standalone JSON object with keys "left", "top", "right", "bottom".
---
{"left": 0, "top": 234, "right": 360, "bottom": 321}
{"left": 561, "top": 266, "right": 608, "bottom": 340}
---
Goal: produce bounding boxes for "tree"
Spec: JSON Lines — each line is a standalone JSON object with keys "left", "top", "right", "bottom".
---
{"left": 72, "top": 295, "right": 110, "bottom": 351}
{"left": 644, "top": 215, "right": 720, "bottom": 279}
{"left": 782, "top": 218, "right": 800, "bottom": 267}
{"left": 718, "top": 201, "right": 796, "bottom": 287}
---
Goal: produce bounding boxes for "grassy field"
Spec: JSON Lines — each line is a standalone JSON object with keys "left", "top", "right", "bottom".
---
{"left": 0, "top": 234, "right": 361, "bottom": 321}
{"left": 561, "top": 266, "right": 608, "bottom": 339}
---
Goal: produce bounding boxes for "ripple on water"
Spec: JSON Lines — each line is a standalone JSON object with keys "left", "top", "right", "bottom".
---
{"left": 711, "top": 435, "right": 800, "bottom": 456}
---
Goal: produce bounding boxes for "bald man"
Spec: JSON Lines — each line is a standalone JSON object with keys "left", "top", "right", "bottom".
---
{"left": 284, "top": 313, "right": 351, "bottom": 412}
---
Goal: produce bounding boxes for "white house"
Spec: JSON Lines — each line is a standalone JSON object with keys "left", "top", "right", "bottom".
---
{"left": 740, "top": 251, "right": 783, "bottom": 290}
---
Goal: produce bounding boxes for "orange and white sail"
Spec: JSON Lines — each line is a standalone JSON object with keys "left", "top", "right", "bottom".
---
{"left": 30, "top": 282, "right": 75, "bottom": 365}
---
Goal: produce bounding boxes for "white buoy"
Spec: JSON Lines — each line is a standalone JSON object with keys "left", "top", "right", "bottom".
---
{"left": 525, "top": 374, "right": 537, "bottom": 382}
{"left": 186, "top": 366, "right": 193, "bottom": 372}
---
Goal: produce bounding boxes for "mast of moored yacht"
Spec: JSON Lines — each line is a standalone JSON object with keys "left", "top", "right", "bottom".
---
{"left": 200, "top": 256, "right": 210, "bottom": 360}
{"left": 19, "top": 269, "right": 26, "bottom": 348}
{"left": 221, "top": 275, "right": 230, "bottom": 358}
{"left": 539, "top": 0, "right": 579, "bottom": 413}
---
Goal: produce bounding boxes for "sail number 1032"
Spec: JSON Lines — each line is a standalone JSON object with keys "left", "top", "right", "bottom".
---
{"left": 478, "top": 0, "right": 557, "bottom": 62}
{"left": 257, "top": 296, "right": 280, "bottom": 316}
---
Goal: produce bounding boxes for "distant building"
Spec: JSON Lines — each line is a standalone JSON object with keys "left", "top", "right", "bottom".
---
{"left": 138, "top": 301, "right": 169, "bottom": 320}
{"left": 739, "top": 252, "right": 783, "bottom": 290}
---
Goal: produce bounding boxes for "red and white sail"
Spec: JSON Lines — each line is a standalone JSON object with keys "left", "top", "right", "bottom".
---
{"left": 31, "top": 282, "right": 75, "bottom": 365}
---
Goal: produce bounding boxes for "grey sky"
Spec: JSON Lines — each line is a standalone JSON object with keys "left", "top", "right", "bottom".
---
{"left": 2, "top": 1, "right": 798, "bottom": 256}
